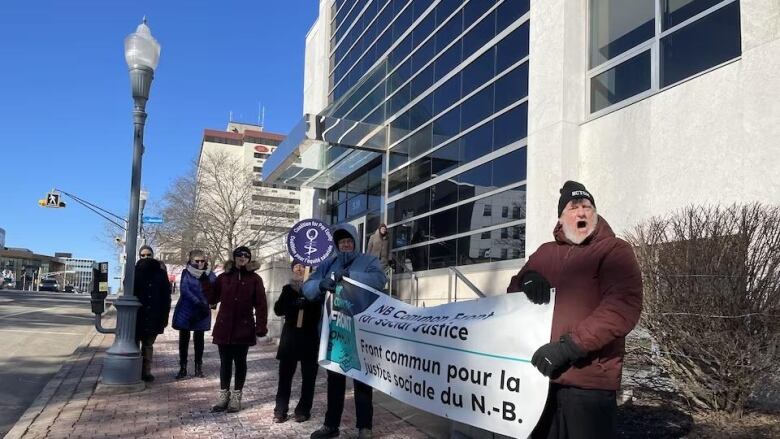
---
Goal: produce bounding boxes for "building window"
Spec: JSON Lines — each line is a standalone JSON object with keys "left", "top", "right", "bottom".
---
{"left": 588, "top": 0, "right": 740, "bottom": 114}
{"left": 481, "top": 231, "right": 491, "bottom": 239}
{"left": 483, "top": 204, "right": 492, "bottom": 217}
{"left": 501, "top": 206, "right": 509, "bottom": 218}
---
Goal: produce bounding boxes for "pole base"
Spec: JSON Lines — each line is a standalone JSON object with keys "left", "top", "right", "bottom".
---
{"left": 101, "top": 352, "right": 142, "bottom": 385}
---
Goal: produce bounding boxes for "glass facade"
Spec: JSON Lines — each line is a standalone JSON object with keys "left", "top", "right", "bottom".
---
{"left": 326, "top": 0, "right": 530, "bottom": 272}
{"left": 588, "top": 0, "right": 741, "bottom": 114}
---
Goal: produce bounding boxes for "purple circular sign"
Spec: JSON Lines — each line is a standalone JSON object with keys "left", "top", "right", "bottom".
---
{"left": 287, "top": 219, "right": 335, "bottom": 266}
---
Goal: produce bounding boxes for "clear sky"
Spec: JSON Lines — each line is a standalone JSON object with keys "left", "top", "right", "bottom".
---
{"left": 0, "top": 0, "right": 318, "bottom": 290}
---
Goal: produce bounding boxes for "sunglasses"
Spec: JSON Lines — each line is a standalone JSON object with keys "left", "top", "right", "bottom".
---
{"left": 192, "top": 259, "right": 206, "bottom": 264}
{"left": 139, "top": 253, "right": 153, "bottom": 258}
{"left": 235, "top": 252, "right": 251, "bottom": 258}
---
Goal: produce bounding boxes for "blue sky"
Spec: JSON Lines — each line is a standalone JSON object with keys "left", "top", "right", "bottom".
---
{"left": 0, "top": 1, "right": 318, "bottom": 289}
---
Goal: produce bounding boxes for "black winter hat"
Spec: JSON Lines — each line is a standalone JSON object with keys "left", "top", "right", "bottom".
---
{"left": 557, "top": 181, "right": 596, "bottom": 217}
{"left": 232, "top": 246, "right": 252, "bottom": 261}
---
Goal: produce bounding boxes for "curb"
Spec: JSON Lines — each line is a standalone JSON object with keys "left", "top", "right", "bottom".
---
{"left": 3, "top": 308, "right": 116, "bottom": 439}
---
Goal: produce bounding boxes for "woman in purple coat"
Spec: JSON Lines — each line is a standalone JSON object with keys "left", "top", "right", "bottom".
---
{"left": 172, "top": 249, "right": 216, "bottom": 379}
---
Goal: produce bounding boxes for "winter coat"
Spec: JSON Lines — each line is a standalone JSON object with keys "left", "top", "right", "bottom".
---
{"left": 172, "top": 266, "right": 216, "bottom": 332}
{"left": 303, "top": 223, "right": 387, "bottom": 301}
{"left": 274, "top": 283, "right": 322, "bottom": 360}
{"left": 134, "top": 258, "right": 172, "bottom": 338}
{"left": 207, "top": 261, "right": 268, "bottom": 346}
{"left": 507, "top": 216, "right": 643, "bottom": 391}
{"left": 366, "top": 229, "right": 390, "bottom": 267}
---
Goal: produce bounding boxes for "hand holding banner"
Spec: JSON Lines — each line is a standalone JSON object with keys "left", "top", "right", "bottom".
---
{"left": 318, "top": 277, "right": 555, "bottom": 438}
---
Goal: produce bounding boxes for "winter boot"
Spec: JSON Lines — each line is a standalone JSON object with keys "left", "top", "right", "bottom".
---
{"left": 193, "top": 363, "right": 204, "bottom": 378}
{"left": 175, "top": 365, "right": 187, "bottom": 380}
{"left": 227, "top": 389, "right": 243, "bottom": 413}
{"left": 211, "top": 389, "right": 230, "bottom": 412}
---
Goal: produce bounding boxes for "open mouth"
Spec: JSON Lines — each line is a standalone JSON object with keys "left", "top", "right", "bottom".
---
{"left": 576, "top": 220, "right": 587, "bottom": 229}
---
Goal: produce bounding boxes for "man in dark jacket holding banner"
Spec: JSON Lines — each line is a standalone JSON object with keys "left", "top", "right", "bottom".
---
{"left": 507, "top": 181, "right": 643, "bottom": 439}
{"left": 303, "top": 223, "right": 386, "bottom": 439}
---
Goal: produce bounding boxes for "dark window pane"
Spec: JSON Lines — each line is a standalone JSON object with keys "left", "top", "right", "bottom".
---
{"left": 408, "top": 244, "right": 429, "bottom": 271}
{"left": 390, "top": 111, "right": 411, "bottom": 143}
{"left": 388, "top": 167, "right": 408, "bottom": 196}
{"left": 458, "top": 162, "right": 492, "bottom": 199}
{"left": 496, "top": 22, "right": 530, "bottom": 73}
{"left": 457, "top": 234, "right": 492, "bottom": 265}
{"left": 389, "top": 60, "right": 412, "bottom": 93}
{"left": 411, "top": 64, "right": 435, "bottom": 97}
{"left": 660, "top": 2, "right": 741, "bottom": 87}
{"left": 461, "top": 84, "right": 494, "bottom": 130}
{"left": 389, "top": 83, "right": 411, "bottom": 114}
{"left": 496, "top": 0, "right": 529, "bottom": 32}
{"left": 433, "top": 74, "right": 462, "bottom": 114}
{"left": 435, "top": 10, "right": 463, "bottom": 50}
{"left": 431, "top": 141, "right": 461, "bottom": 177}
{"left": 393, "top": 4, "right": 414, "bottom": 40}
{"left": 589, "top": 0, "right": 655, "bottom": 68}
{"left": 409, "top": 124, "right": 433, "bottom": 158}
{"left": 390, "top": 35, "right": 412, "bottom": 68}
{"left": 663, "top": 0, "right": 724, "bottom": 30}
{"left": 590, "top": 50, "right": 651, "bottom": 113}
{"left": 457, "top": 201, "right": 477, "bottom": 233}
{"left": 463, "top": 11, "right": 496, "bottom": 59}
{"left": 432, "top": 106, "right": 461, "bottom": 146}
{"left": 430, "top": 179, "right": 459, "bottom": 210}
{"left": 461, "top": 121, "right": 494, "bottom": 163}
{"left": 429, "top": 238, "right": 457, "bottom": 269}
{"left": 492, "top": 149, "right": 527, "bottom": 187}
{"left": 493, "top": 103, "right": 528, "bottom": 150}
{"left": 429, "top": 209, "right": 458, "bottom": 240}
{"left": 347, "top": 194, "right": 367, "bottom": 217}
{"left": 409, "top": 96, "right": 433, "bottom": 130}
{"left": 494, "top": 63, "right": 528, "bottom": 111}
{"left": 389, "top": 149, "right": 409, "bottom": 169}
{"left": 462, "top": 49, "right": 496, "bottom": 96}
{"left": 408, "top": 156, "right": 432, "bottom": 188}
{"left": 412, "top": 39, "right": 435, "bottom": 71}
{"left": 413, "top": 11, "right": 435, "bottom": 46}
{"left": 434, "top": 40, "right": 462, "bottom": 82}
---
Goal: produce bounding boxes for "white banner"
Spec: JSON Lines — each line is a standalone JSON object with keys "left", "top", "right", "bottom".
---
{"left": 318, "top": 277, "right": 555, "bottom": 438}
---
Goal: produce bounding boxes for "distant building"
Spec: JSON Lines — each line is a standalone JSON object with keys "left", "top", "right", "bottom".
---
{"left": 197, "top": 121, "right": 301, "bottom": 262}
{"left": 0, "top": 247, "right": 65, "bottom": 291}
{"left": 62, "top": 257, "right": 95, "bottom": 293}
{"left": 0, "top": 227, "right": 5, "bottom": 248}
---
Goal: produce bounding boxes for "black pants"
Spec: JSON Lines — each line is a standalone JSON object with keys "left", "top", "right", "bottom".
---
{"left": 531, "top": 384, "right": 617, "bottom": 439}
{"left": 218, "top": 344, "right": 249, "bottom": 391}
{"left": 274, "top": 357, "right": 319, "bottom": 416}
{"left": 324, "top": 370, "right": 373, "bottom": 429}
{"left": 178, "top": 330, "right": 204, "bottom": 366}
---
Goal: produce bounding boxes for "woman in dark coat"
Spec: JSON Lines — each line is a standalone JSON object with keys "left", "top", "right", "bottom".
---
{"left": 206, "top": 246, "right": 268, "bottom": 413}
{"left": 273, "top": 261, "right": 322, "bottom": 423}
{"left": 134, "top": 245, "right": 171, "bottom": 382}
{"left": 172, "top": 249, "right": 216, "bottom": 379}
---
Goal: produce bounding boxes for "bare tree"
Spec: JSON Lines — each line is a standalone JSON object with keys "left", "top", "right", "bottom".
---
{"left": 153, "top": 163, "right": 203, "bottom": 264}
{"left": 626, "top": 203, "right": 780, "bottom": 417}
{"left": 195, "top": 150, "right": 288, "bottom": 265}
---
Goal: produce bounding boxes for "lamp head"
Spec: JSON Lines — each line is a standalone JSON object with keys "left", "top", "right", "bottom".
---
{"left": 124, "top": 17, "right": 161, "bottom": 71}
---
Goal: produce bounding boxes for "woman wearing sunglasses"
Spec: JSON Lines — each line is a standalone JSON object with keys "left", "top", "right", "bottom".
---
{"left": 172, "top": 249, "right": 216, "bottom": 379}
{"left": 207, "top": 246, "right": 268, "bottom": 413}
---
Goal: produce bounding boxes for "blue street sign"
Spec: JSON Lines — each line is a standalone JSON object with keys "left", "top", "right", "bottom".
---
{"left": 142, "top": 216, "right": 164, "bottom": 224}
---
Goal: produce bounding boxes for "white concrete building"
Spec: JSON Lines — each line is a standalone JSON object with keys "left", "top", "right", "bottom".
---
{"left": 197, "top": 122, "right": 301, "bottom": 262}
{"left": 265, "top": 0, "right": 780, "bottom": 303}
{"left": 62, "top": 257, "right": 95, "bottom": 293}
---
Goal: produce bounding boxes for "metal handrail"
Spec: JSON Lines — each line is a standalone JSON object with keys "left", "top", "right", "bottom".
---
{"left": 448, "top": 267, "right": 485, "bottom": 302}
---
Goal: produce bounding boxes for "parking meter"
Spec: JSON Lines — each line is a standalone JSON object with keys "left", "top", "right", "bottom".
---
{"left": 91, "top": 262, "right": 109, "bottom": 314}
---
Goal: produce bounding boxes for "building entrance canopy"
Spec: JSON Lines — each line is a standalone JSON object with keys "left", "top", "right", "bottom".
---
{"left": 263, "top": 113, "right": 386, "bottom": 189}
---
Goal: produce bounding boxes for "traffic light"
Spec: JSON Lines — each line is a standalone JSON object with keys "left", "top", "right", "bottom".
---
{"left": 39, "top": 192, "right": 66, "bottom": 208}
{"left": 38, "top": 199, "right": 46, "bottom": 206}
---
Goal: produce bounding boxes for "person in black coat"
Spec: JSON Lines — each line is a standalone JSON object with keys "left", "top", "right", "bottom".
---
{"left": 273, "top": 261, "right": 322, "bottom": 423}
{"left": 134, "top": 245, "right": 172, "bottom": 382}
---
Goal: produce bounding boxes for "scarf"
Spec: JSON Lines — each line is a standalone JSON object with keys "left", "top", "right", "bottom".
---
{"left": 186, "top": 264, "right": 210, "bottom": 279}
{"left": 289, "top": 278, "right": 303, "bottom": 292}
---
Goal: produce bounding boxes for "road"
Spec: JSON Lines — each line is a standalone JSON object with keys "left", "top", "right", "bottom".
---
{"left": 0, "top": 289, "right": 94, "bottom": 437}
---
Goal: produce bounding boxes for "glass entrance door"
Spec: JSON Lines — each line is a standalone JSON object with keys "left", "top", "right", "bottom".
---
{"left": 348, "top": 216, "right": 367, "bottom": 253}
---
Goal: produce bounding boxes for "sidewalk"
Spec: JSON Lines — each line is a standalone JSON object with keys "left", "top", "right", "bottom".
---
{"left": 5, "top": 307, "right": 445, "bottom": 439}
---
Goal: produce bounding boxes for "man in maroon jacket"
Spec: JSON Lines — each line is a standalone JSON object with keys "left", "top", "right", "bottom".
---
{"left": 507, "top": 181, "right": 642, "bottom": 439}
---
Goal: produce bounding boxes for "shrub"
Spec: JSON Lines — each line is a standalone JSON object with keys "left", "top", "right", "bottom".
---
{"left": 626, "top": 204, "right": 780, "bottom": 417}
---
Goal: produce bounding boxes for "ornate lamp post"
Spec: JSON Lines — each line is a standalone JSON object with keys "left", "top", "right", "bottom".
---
{"left": 101, "top": 17, "right": 160, "bottom": 386}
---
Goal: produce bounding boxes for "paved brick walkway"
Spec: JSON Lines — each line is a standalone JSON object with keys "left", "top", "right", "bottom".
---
{"left": 8, "top": 309, "right": 433, "bottom": 439}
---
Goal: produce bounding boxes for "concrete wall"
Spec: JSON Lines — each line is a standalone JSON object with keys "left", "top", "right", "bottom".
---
{"left": 526, "top": 0, "right": 780, "bottom": 255}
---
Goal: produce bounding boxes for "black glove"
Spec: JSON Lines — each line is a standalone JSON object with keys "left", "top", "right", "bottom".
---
{"left": 520, "top": 271, "right": 552, "bottom": 304}
{"left": 293, "top": 296, "right": 307, "bottom": 307}
{"left": 319, "top": 278, "right": 337, "bottom": 293}
{"left": 333, "top": 269, "right": 349, "bottom": 282}
{"left": 531, "top": 334, "right": 586, "bottom": 378}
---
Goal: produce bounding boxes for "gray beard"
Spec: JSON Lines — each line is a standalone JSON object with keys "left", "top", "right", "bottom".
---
{"left": 561, "top": 216, "right": 598, "bottom": 244}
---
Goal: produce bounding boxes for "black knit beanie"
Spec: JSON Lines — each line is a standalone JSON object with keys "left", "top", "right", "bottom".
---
{"left": 558, "top": 181, "right": 596, "bottom": 217}
{"left": 232, "top": 246, "right": 252, "bottom": 261}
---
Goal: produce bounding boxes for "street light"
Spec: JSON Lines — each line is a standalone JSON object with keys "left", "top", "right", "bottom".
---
{"left": 101, "top": 17, "right": 160, "bottom": 386}
{"left": 139, "top": 189, "right": 148, "bottom": 245}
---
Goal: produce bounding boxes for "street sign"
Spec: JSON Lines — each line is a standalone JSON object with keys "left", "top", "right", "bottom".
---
{"left": 142, "top": 215, "right": 164, "bottom": 224}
